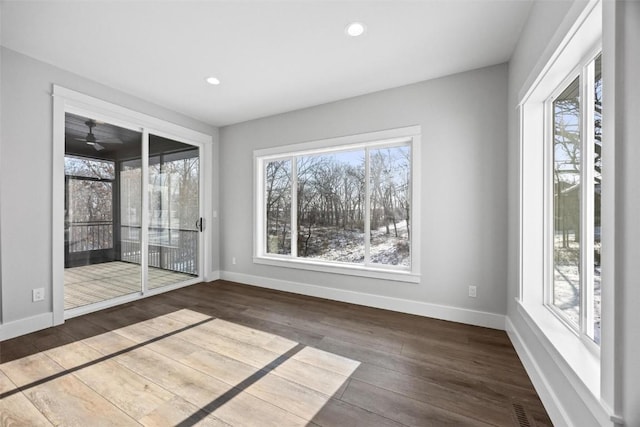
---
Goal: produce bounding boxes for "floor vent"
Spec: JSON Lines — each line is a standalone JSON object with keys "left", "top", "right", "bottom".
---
{"left": 512, "top": 403, "right": 532, "bottom": 427}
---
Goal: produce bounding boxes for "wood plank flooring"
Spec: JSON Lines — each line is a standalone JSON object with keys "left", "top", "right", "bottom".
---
{"left": 0, "top": 280, "right": 552, "bottom": 426}
{"left": 64, "top": 261, "right": 196, "bottom": 310}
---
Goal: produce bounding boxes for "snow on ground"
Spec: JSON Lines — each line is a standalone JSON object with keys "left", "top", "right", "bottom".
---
{"left": 554, "top": 235, "right": 601, "bottom": 343}
{"left": 299, "top": 220, "right": 410, "bottom": 266}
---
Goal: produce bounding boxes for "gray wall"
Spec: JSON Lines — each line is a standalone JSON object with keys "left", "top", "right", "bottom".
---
{"left": 506, "top": 0, "right": 577, "bottom": 307}
{"left": 220, "top": 63, "right": 509, "bottom": 316}
{"left": 606, "top": 2, "right": 640, "bottom": 425}
{"left": 505, "top": 2, "right": 595, "bottom": 425}
{"left": 0, "top": 47, "right": 218, "bottom": 325}
{"left": 507, "top": 1, "right": 640, "bottom": 426}
{"left": 0, "top": 4, "right": 3, "bottom": 323}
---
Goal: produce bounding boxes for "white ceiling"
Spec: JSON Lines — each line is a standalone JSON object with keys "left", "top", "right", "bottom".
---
{"left": 1, "top": 1, "right": 533, "bottom": 127}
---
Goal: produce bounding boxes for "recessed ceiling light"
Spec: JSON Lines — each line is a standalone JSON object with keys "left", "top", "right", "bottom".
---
{"left": 206, "top": 76, "right": 220, "bottom": 85}
{"left": 345, "top": 22, "right": 366, "bottom": 37}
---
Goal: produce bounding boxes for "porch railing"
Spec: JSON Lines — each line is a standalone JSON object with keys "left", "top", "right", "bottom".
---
{"left": 65, "top": 223, "right": 198, "bottom": 275}
{"left": 121, "top": 225, "right": 198, "bottom": 275}
{"left": 67, "top": 222, "right": 113, "bottom": 253}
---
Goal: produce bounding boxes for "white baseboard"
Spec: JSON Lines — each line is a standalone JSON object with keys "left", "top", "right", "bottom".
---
{"left": 0, "top": 312, "right": 53, "bottom": 341}
{"left": 506, "top": 316, "right": 571, "bottom": 426}
{"left": 506, "top": 315, "right": 620, "bottom": 427}
{"left": 0, "top": 272, "right": 502, "bottom": 341}
{"left": 1, "top": 273, "right": 221, "bottom": 341}
{"left": 205, "top": 270, "right": 221, "bottom": 282}
{"left": 219, "top": 271, "right": 506, "bottom": 330}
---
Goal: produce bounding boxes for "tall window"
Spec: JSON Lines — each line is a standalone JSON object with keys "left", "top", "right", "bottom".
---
{"left": 549, "top": 53, "right": 602, "bottom": 345}
{"left": 255, "top": 128, "right": 419, "bottom": 279}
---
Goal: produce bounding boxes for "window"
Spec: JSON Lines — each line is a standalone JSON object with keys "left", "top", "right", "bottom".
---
{"left": 517, "top": 0, "right": 603, "bottom": 405}
{"left": 64, "top": 155, "right": 115, "bottom": 254}
{"left": 547, "top": 53, "right": 602, "bottom": 345}
{"left": 255, "top": 127, "right": 420, "bottom": 281}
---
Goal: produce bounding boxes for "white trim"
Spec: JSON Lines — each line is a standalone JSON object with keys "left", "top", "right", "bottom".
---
{"left": 254, "top": 126, "right": 420, "bottom": 159}
{"left": 599, "top": 0, "right": 619, "bottom": 415}
{"left": 141, "top": 129, "right": 150, "bottom": 295}
{"left": 518, "top": 0, "right": 602, "bottom": 106}
{"left": 254, "top": 126, "right": 420, "bottom": 280}
{"left": 52, "top": 86, "right": 212, "bottom": 144}
{"left": 52, "top": 90, "right": 66, "bottom": 326}
{"left": 52, "top": 86, "right": 214, "bottom": 322}
{"left": 202, "top": 141, "right": 214, "bottom": 280}
{"left": 253, "top": 156, "right": 260, "bottom": 258}
{"left": 517, "top": 301, "right": 600, "bottom": 406}
{"left": 364, "top": 147, "right": 371, "bottom": 264}
{"left": 290, "top": 156, "right": 298, "bottom": 258}
{"left": 507, "top": 309, "right": 621, "bottom": 427}
{"left": 542, "top": 86, "right": 553, "bottom": 310}
{"left": 516, "top": 2, "right": 612, "bottom": 421}
{"left": 409, "top": 132, "right": 422, "bottom": 274}
{"left": 207, "top": 270, "right": 221, "bottom": 282}
{"left": 517, "top": 104, "right": 524, "bottom": 302}
{"left": 220, "top": 271, "right": 505, "bottom": 330}
{"left": 542, "top": 43, "right": 604, "bottom": 347}
{"left": 254, "top": 256, "right": 420, "bottom": 283}
{"left": 506, "top": 316, "right": 570, "bottom": 426}
{"left": 581, "top": 54, "right": 598, "bottom": 346}
{"left": 0, "top": 313, "right": 54, "bottom": 341}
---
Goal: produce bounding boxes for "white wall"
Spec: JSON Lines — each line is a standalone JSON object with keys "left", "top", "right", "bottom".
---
{"left": 219, "top": 64, "right": 509, "bottom": 326}
{"left": 0, "top": 47, "right": 219, "bottom": 334}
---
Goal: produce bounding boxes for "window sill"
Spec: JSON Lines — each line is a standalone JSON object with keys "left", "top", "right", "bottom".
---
{"left": 253, "top": 256, "right": 420, "bottom": 283}
{"left": 516, "top": 299, "right": 600, "bottom": 400}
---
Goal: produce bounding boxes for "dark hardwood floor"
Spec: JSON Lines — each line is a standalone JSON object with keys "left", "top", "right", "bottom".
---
{"left": 0, "top": 280, "right": 552, "bottom": 426}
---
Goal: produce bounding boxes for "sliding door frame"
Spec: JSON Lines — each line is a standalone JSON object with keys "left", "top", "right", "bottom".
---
{"left": 144, "top": 130, "right": 205, "bottom": 295}
{"left": 52, "top": 86, "right": 213, "bottom": 324}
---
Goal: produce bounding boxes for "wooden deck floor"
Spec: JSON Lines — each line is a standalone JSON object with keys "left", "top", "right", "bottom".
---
{"left": 0, "top": 281, "right": 552, "bottom": 426}
{"left": 65, "top": 261, "right": 196, "bottom": 310}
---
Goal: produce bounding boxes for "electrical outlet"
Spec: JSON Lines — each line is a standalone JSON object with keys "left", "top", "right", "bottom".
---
{"left": 232, "top": 257, "right": 237, "bottom": 265}
{"left": 33, "top": 288, "right": 45, "bottom": 302}
{"left": 468, "top": 285, "right": 477, "bottom": 298}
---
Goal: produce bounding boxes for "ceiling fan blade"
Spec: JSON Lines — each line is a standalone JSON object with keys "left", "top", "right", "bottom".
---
{"left": 87, "top": 142, "right": 105, "bottom": 151}
{"left": 96, "top": 138, "right": 123, "bottom": 144}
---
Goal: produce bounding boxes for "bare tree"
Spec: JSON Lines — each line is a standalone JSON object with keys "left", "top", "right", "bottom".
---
{"left": 553, "top": 83, "right": 581, "bottom": 248}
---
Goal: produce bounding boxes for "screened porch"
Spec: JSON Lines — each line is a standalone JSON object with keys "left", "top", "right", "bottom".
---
{"left": 64, "top": 112, "right": 200, "bottom": 311}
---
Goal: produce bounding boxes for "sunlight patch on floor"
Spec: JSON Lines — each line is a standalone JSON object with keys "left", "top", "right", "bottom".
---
{"left": 0, "top": 308, "right": 361, "bottom": 425}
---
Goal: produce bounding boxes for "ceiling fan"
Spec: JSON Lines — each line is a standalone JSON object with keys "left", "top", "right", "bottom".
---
{"left": 76, "top": 119, "right": 123, "bottom": 151}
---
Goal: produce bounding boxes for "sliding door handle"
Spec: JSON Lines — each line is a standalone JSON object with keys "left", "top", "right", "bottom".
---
{"left": 196, "top": 217, "right": 205, "bottom": 232}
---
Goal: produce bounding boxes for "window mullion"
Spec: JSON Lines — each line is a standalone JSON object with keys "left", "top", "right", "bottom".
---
{"left": 291, "top": 155, "right": 298, "bottom": 258}
{"left": 364, "top": 147, "right": 371, "bottom": 265}
{"left": 261, "top": 160, "right": 267, "bottom": 255}
{"left": 141, "top": 129, "right": 149, "bottom": 295}
{"left": 582, "top": 61, "right": 596, "bottom": 339}
{"left": 543, "top": 98, "right": 554, "bottom": 308}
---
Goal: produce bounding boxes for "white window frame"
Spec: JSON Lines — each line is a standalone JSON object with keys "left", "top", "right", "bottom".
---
{"left": 543, "top": 49, "right": 602, "bottom": 353}
{"left": 253, "top": 126, "right": 421, "bottom": 283}
{"left": 517, "top": 0, "right": 605, "bottom": 408}
{"left": 52, "top": 86, "right": 214, "bottom": 323}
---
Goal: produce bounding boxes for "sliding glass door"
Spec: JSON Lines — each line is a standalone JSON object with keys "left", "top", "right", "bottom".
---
{"left": 148, "top": 135, "right": 200, "bottom": 290}
{"left": 63, "top": 112, "right": 202, "bottom": 314}
{"left": 64, "top": 114, "right": 143, "bottom": 310}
